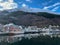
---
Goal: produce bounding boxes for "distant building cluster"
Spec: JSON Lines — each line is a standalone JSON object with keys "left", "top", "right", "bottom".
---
{"left": 0, "top": 23, "right": 60, "bottom": 36}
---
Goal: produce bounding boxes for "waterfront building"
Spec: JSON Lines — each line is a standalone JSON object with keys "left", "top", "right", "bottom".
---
{"left": 40, "top": 25, "right": 60, "bottom": 36}
{"left": 0, "top": 23, "right": 60, "bottom": 36}
{"left": 25, "top": 26, "right": 38, "bottom": 32}
{"left": 0, "top": 24, "right": 4, "bottom": 32}
{"left": 3, "top": 23, "right": 21, "bottom": 32}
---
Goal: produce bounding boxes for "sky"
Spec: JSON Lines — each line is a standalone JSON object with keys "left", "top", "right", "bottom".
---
{"left": 0, "top": 0, "right": 60, "bottom": 14}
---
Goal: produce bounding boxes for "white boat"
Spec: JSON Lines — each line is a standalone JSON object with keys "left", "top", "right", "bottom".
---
{"left": 0, "top": 31, "right": 24, "bottom": 35}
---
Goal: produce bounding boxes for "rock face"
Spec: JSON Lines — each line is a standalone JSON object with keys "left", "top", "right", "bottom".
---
{"left": 0, "top": 11, "right": 60, "bottom": 27}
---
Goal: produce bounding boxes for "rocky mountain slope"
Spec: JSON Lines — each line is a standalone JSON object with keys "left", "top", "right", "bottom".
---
{"left": 0, "top": 11, "right": 60, "bottom": 27}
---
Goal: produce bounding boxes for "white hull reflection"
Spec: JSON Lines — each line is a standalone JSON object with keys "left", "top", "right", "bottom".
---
{"left": 0, "top": 33, "right": 40, "bottom": 43}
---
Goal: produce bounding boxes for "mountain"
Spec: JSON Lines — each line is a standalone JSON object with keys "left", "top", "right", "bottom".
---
{"left": 0, "top": 11, "right": 60, "bottom": 27}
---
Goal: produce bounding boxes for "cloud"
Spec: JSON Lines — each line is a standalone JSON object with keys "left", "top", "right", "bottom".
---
{"left": 29, "top": 8, "right": 44, "bottom": 12}
{"left": 21, "top": 7, "right": 50, "bottom": 12}
{"left": 26, "top": 0, "right": 32, "bottom": 3}
{"left": 43, "top": 2, "right": 60, "bottom": 9}
{"left": 52, "top": 6, "right": 60, "bottom": 11}
{"left": 21, "top": 3, "right": 30, "bottom": 11}
{"left": 22, "top": 3, "right": 27, "bottom": 7}
{"left": 29, "top": 8, "right": 60, "bottom": 14}
{"left": 43, "top": 6, "right": 52, "bottom": 9}
{"left": 0, "top": 0, "right": 18, "bottom": 11}
{"left": 26, "top": 0, "right": 31, "bottom": 2}
{"left": 53, "top": 3, "right": 60, "bottom": 6}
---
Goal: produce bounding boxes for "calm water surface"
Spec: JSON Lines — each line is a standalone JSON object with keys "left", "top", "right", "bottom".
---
{"left": 0, "top": 33, "right": 39, "bottom": 45}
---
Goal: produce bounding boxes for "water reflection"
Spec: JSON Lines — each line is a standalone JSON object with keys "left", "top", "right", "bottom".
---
{"left": 0, "top": 33, "right": 39, "bottom": 43}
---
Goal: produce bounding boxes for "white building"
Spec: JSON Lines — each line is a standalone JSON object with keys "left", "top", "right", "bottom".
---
{"left": 40, "top": 25, "right": 60, "bottom": 36}
{"left": 24, "top": 26, "right": 38, "bottom": 32}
